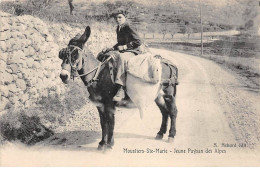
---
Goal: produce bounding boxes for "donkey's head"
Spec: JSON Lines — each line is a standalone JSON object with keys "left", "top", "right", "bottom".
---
{"left": 59, "top": 26, "right": 91, "bottom": 84}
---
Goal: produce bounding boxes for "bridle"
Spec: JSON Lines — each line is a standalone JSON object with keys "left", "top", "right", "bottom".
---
{"left": 65, "top": 45, "right": 82, "bottom": 78}
{"left": 64, "top": 45, "right": 113, "bottom": 87}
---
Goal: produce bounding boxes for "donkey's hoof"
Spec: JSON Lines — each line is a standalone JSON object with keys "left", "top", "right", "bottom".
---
{"left": 168, "top": 137, "right": 174, "bottom": 143}
{"left": 106, "top": 144, "right": 113, "bottom": 150}
{"left": 155, "top": 134, "right": 164, "bottom": 140}
{"left": 97, "top": 144, "right": 106, "bottom": 151}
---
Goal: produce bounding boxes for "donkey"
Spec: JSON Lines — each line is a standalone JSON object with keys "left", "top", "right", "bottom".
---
{"left": 59, "top": 26, "right": 178, "bottom": 150}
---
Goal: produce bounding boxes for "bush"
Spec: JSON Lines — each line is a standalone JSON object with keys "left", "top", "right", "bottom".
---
{"left": 0, "top": 111, "right": 54, "bottom": 145}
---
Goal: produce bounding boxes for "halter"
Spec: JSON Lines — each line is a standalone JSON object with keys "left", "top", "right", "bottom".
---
{"left": 65, "top": 45, "right": 113, "bottom": 87}
{"left": 65, "top": 45, "right": 82, "bottom": 79}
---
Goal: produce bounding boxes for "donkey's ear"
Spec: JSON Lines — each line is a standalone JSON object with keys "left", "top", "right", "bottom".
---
{"left": 79, "top": 26, "right": 91, "bottom": 44}
{"left": 59, "top": 48, "right": 67, "bottom": 60}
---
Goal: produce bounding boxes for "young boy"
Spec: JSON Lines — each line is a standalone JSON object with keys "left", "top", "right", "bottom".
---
{"left": 102, "top": 8, "right": 147, "bottom": 103}
{"left": 103, "top": 8, "right": 144, "bottom": 55}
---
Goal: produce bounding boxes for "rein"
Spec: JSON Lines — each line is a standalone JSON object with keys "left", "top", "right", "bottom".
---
{"left": 66, "top": 45, "right": 113, "bottom": 87}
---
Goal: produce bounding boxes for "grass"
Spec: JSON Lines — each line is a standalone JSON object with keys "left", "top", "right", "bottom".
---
{"left": 0, "top": 81, "right": 92, "bottom": 144}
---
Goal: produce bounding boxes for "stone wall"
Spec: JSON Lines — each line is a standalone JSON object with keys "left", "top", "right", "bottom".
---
{"left": 0, "top": 12, "right": 63, "bottom": 113}
{"left": 0, "top": 11, "right": 116, "bottom": 114}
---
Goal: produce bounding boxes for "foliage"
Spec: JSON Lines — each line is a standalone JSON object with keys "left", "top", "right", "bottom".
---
{"left": 1, "top": 0, "right": 258, "bottom": 36}
{"left": 28, "top": 0, "right": 55, "bottom": 9}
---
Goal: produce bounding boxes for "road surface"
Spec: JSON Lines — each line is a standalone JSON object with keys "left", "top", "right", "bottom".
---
{"left": 1, "top": 49, "right": 259, "bottom": 166}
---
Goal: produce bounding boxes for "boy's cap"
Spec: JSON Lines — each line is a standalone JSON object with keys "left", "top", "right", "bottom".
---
{"left": 111, "top": 8, "right": 128, "bottom": 17}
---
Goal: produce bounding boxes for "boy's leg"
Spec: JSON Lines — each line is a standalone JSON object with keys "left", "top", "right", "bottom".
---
{"left": 114, "top": 52, "right": 135, "bottom": 103}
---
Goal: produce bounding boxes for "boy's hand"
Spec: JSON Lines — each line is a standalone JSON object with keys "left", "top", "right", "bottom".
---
{"left": 102, "top": 47, "right": 114, "bottom": 53}
{"left": 118, "top": 45, "right": 127, "bottom": 51}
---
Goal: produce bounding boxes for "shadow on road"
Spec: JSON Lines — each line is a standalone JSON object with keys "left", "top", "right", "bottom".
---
{"left": 36, "top": 130, "right": 154, "bottom": 152}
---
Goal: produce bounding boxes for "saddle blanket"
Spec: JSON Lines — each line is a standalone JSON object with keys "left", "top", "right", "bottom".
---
{"left": 127, "top": 52, "right": 161, "bottom": 84}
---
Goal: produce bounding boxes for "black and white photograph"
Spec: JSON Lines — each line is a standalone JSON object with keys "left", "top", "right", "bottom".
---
{"left": 0, "top": 0, "right": 259, "bottom": 167}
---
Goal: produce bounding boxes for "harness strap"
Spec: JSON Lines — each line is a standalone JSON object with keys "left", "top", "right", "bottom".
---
{"left": 84, "top": 55, "right": 114, "bottom": 87}
{"left": 108, "top": 61, "right": 114, "bottom": 84}
{"left": 161, "top": 61, "right": 179, "bottom": 86}
{"left": 93, "top": 62, "right": 102, "bottom": 81}
{"left": 69, "top": 45, "right": 82, "bottom": 51}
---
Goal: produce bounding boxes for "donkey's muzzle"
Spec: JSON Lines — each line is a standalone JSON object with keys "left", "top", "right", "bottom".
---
{"left": 60, "top": 69, "right": 70, "bottom": 84}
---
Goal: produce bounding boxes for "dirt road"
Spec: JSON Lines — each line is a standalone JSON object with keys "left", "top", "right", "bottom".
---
{"left": 1, "top": 49, "right": 259, "bottom": 166}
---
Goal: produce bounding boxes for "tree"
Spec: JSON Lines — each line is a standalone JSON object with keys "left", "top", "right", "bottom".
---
{"left": 137, "top": 22, "right": 148, "bottom": 39}
{"left": 160, "top": 24, "right": 168, "bottom": 39}
{"left": 29, "top": 0, "right": 53, "bottom": 10}
{"left": 169, "top": 23, "right": 178, "bottom": 39}
{"left": 148, "top": 24, "right": 157, "bottom": 39}
{"left": 68, "top": 0, "right": 74, "bottom": 15}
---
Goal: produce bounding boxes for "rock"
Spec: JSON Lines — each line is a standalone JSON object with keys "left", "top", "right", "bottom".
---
{"left": 0, "top": 30, "right": 11, "bottom": 41}
{"left": 23, "top": 39, "right": 32, "bottom": 48}
{"left": 0, "top": 41, "right": 7, "bottom": 52}
{"left": 46, "top": 70, "right": 53, "bottom": 78}
{"left": 36, "top": 26, "right": 49, "bottom": 36}
{"left": 27, "top": 22, "right": 35, "bottom": 29}
{"left": 9, "top": 95, "right": 19, "bottom": 104}
{"left": 52, "top": 43, "right": 60, "bottom": 50}
{"left": 37, "top": 78, "right": 43, "bottom": 85}
{"left": 0, "top": 97, "right": 10, "bottom": 111}
{"left": 16, "top": 79, "right": 27, "bottom": 91}
{"left": 12, "top": 40, "right": 26, "bottom": 50}
{"left": 31, "top": 32, "right": 42, "bottom": 41}
{"left": 10, "top": 31, "right": 19, "bottom": 38}
{"left": 24, "top": 46, "right": 35, "bottom": 57}
{"left": 17, "top": 32, "right": 26, "bottom": 39}
{"left": 8, "top": 83, "right": 19, "bottom": 93}
{"left": 50, "top": 72, "right": 56, "bottom": 80}
{"left": 20, "top": 93, "right": 29, "bottom": 103}
{"left": 46, "top": 35, "right": 54, "bottom": 42}
{"left": 5, "top": 38, "right": 15, "bottom": 50}
{"left": 26, "top": 58, "right": 34, "bottom": 68}
{"left": 6, "top": 68, "right": 12, "bottom": 73}
{"left": 17, "top": 72, "right": 23, "bottom": 79}
{"left": 0, "top": 51, "right": 7, "bottom": 62}
{"left": 32, "top": 43, "right": 41, "bottom": 52}
{"left": 32, "top": 61, "right": 41, "bottom": 69}
{"left": 55, "top": 86, "right": 61, "bottom": 96}
{"left": 13, "top": 50, "right": 25, "bottom": 63}
{"left": 1, "top": 86, "right": 9, "bottom": 97}
{"left": 28, "top": 87, "right": 37, "bottom": 95}
{"left": 37, "top": 70, "right": 44, "bottom": 78}
{"left": 22, "top": 68, "right": 34, "bottom": 79}
{"left": 30, "top": 77, "right": 37, "bottom": 85}
{"left": 0, "top": 72, "right": 13, "bottom": 85}
{"left": 24, "top": 30, "right": 33, "bottom": 39}
{"left": 0, "top": 22, "right": 10, "bottom": 32}
{"left": 12, "top": 74, "right": 18, "bottom": 81}
{"left": 24, "top": 100, "right": 32, "bottom": 108}
{"left": 19, "top": 59, "right": 27, "bottom": 68}
{"left": 39, "top": 42, "right": 49, "bottom": 53}
{"left": 9, "top": 64, "right": 19, "bottom": 74}
{"left": 12, "top": 23, "right": 27, "bottom": 32}
{"left": 7, "top": 52, "right": 20, "bottom": 65}
{"left": 0, "top": 60, "right": 6, "bottom": 72}
{"left": 41, "top": 88, "right": 49, "bottom": 98}
{"left": 43, "top": 60, "right": 54, "bottom": 70}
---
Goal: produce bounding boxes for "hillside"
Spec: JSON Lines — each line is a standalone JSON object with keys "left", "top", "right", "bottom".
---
{"left": 1, "top": 0, "right": 258, "bottom": 35}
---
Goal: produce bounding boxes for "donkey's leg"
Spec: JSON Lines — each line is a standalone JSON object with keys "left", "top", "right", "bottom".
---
{"left": 155, "top": 95, "right": 169, "bottom": 140}
{"left": 104, "top": 102, "right": 116, "bottom": 149}
{"left": 97, "top": 105, "right": 108, "bottom": 150}
{"left": 163, "top": 85, "right": 178, "bottom": 143}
